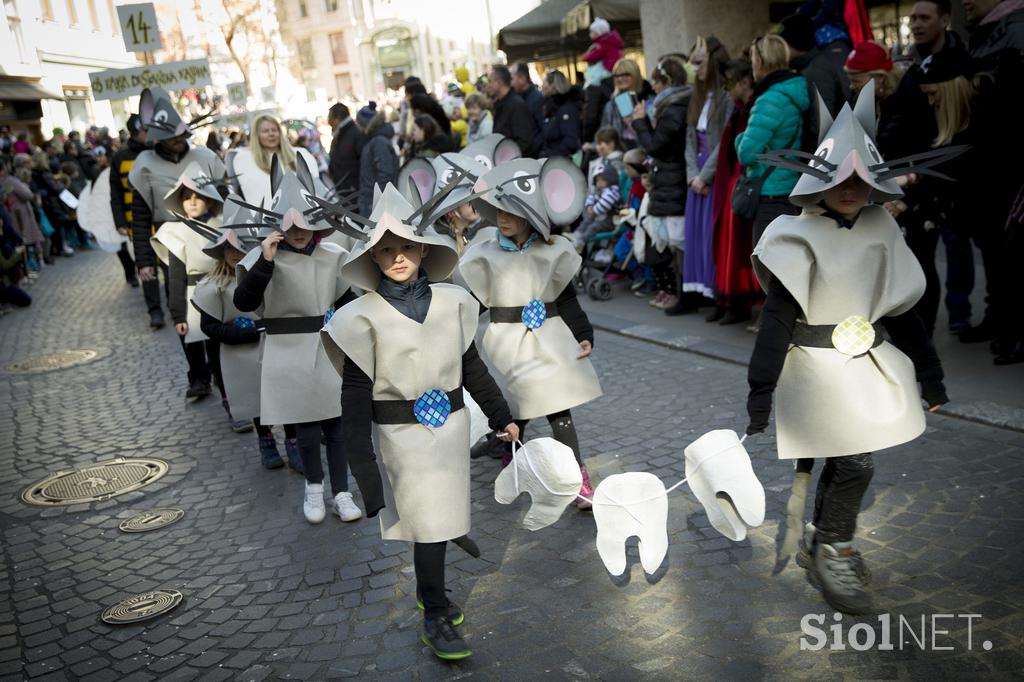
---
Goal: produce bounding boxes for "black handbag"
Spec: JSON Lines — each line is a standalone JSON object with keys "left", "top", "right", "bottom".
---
{"left": 731, "top": 168, "right": 775, "bottom": 221}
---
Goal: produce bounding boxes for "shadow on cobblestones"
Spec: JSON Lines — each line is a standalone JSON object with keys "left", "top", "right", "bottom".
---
{"left": 1, "top": 252, "right": 1022, "bottom": 680}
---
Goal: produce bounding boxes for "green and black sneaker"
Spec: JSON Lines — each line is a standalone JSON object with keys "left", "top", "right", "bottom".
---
{"left": 416, "top": 590, "right": 464, "bottom": 626}
{"left": 421, "top": 616, "right": 472, "bottom": 660}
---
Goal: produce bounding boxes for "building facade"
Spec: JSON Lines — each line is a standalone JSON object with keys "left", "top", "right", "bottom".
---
{"left": 1, "top": 0, "right": 140, "bottom": 140}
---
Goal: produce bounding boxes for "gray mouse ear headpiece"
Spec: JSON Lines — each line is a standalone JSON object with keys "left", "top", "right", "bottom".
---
{"left": 759, "top": 81, "right": 968, "bottom": 208}
{"left": 397, "top": 152, "right": 489, "bottom": 230}
{"left": 461, "top": 134, "right": 523, "bottom": 173}
{"left": 139, "top": 87, "right": 217, "bottom": 142}
{"left": 471, "top": 157, "right": 585, "bottom": 239}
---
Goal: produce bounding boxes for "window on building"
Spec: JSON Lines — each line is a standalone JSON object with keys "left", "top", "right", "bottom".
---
{"left": 86, "top": 0, "right": 98, "bottom": 29}
{"left": 297, "top": 0, "right": 306, "bottom": 18}
{"left": 329, "top": 32, "right": 347, "bottom": 64}
{"left": 41, "top": 0, "right": 54, "bottom": 20}
{"left": 297, "top": 38, "right": 314, "bottom": 69}
{"left": 65, "top": 0, "right": 77, "bottom": 24}
{"left": 5, "top": 0, "right": 27, "bottom": 62}
{"left": 324, "top": 0, "right": 336, "bottom": 11}
{"left": 63, "top": 87, "right": 92, "bottom": 130}
{"left": 335, "top": 73, "right": 352, "bottom": 99}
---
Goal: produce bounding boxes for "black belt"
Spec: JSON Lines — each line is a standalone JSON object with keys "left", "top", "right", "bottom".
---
{"left": 489, "top": 301, "right": 559, "bottom": 323}
{"left": 262, "top": 316, "right": 324, "bottom": 335}
{"left": 187, "top": 273, "right": 204, "bottom": 286}
{"left": 791, "top": 320, "right": 885, "bottom": 350}
{"left": 372, "top": 388, "right": 465, "bottom": 425}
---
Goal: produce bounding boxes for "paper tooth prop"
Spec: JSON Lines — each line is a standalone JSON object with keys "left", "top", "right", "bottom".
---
{"left": 684, "top": 430, "right": 766, "bottom": 541}
{"left": 592, "top": 473, "right": 669, "bottom": 577}
{"left": 494, "top": 438, "right": 582, "bottom": 531}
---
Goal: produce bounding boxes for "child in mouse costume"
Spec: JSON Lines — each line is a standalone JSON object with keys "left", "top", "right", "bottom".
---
{"left": 151, "top": 163, "right": 241, "bottom": 429}
{"left": 459, "top": 157, "right": 603, "bottom": 509}
{"left": 191, "top": 203, "right": 298, "bottom": 468}
{"left": 320, "top": 183, "right": 519, "bottom": 661}
{"left": 232, "top": 156, "right": 364, "bottom": 524}
{"left": 745, "top": 82, "right": 954, "bottom": 615}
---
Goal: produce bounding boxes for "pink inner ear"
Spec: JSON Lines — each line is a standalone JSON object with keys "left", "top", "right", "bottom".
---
{"left": 495, "top": 141, "right": 520, "bottom": 165}
{"left": 545, "top": 168, "right": 574, "bottom": 214}
{"left": 140, "top": 92, "right": 154, "bottom": 123}
{"left": 410, "top": 168, "right": 434, "bottom": 203}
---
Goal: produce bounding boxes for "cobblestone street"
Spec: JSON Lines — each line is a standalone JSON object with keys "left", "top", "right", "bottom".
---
{"left": 1, "top": 251, "right": 1022, "bottom": 681}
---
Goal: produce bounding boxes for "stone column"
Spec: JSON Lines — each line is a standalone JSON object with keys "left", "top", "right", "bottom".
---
{"left": 640, "top": 0, "right": 774, "bottom": 66}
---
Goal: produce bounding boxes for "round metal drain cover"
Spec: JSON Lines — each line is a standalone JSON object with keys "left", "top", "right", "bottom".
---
{"left": 101, "top": 590, "right": 183, "bottom": 625}
{"left": 21, "top": 457, "right": 170, "bottom": 506}
{"left": 7, "top": 349, "right": 100, "bottom": 373}
{"left": 119, "top": 508, "right": 184, "bottom": 533}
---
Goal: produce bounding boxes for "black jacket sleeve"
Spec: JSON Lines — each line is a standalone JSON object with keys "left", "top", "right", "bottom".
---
{"left": 233, "top": 255, "right": 274, "bottom": 312}
{"left": 198, "top": 309, "right": 260, "bottom": 345}
{"left": 462, "top": 342, "right": 514, "bottom": 430}
{"left": 881, "top": 309, "right": 948, "bottom": 407}
{"left": 511, "top": 101, "right": 537, "bottom": 157}
{"left": 556, "top": 284, "right": 594, "bottom": 345}
{"left": 340, "top": 357, "right": 385, "bottom": 517}
{"left": 334, "top": 288, "right": 359, "bottom": 309}
{"left": 109, "top": 153, "right": 128, "bottom": 229}
{"left": 167, "top": 254, "right": 188, "bottom": 324}
{"left": 746, "top": 281, "right": 800, "bottom": 434}
{"left": 131, "top": 191, "right": 156, "bottom": 269}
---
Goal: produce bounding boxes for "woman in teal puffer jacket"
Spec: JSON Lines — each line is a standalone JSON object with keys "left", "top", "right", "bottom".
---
{"left": 736, "top": 34, "right": 811, "bottom": 245}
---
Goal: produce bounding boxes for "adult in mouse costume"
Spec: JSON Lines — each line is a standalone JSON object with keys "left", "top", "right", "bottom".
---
{"left": 459, "top": 157, "right": 603, "bottom": 509}
{"left": 320, "top": 182, "right": 518, "bottom": 661}
{"left": 129, "top": 87, "right": 225, "bottom": 330}
{"left": 232, "top": 155, "right": 364, "bottom": 524}
{"left": 746, "top": 81, "right": 954, "bottom": 615}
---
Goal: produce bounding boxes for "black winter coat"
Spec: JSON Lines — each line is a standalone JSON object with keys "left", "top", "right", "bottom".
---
{"left": 358, "top": 123, "right": 398, "bottom": 216}
{"left": 791, "top": 47, "right": 850, "bottom": 118}
{"left": 536, "top": 88, "right": 582, "bottom": 158}
{"left": 631, "top": 87, "right": 692, "bottom": 217}
{"left": 109, "top": 138, "right": 148, "bottom": 229}
{"left": 492, "top": 90, "right": 535, "bottom": 157}
{"left": 582, "top": 77, "right": 614, "bottom": 144}
{"left": 328, "top": 118, "right": 364, "bottom": 194}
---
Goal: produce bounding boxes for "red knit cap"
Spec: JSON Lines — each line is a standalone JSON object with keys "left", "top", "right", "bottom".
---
{"left": 845, "top": 41, "right": 893, "bottom": 72}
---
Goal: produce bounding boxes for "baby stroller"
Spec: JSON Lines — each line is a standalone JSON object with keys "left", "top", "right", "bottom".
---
{"left": 573, "top": 220, "right": 629, "bottom": 301}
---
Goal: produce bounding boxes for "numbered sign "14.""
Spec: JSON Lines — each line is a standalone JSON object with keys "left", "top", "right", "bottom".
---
{"left": 116, "top": 3, "right": 162, "bottom": 52}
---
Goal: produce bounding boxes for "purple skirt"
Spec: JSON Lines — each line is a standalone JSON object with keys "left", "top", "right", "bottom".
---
{"left": 682, "top": 131, "right": 716, "bottom": 298}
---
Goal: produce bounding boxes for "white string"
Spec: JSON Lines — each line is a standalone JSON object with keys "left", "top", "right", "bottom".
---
{"left": 511, "top": 433, "right": 749, "bottom": 511}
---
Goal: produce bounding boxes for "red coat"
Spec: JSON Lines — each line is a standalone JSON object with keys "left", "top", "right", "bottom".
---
{"left": 582, "top": 31, "right": 625, "bottom": 72}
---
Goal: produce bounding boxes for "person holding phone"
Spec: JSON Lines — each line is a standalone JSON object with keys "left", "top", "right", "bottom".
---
{"left": 590, "top": 59, "right": 652, "bottom": 152}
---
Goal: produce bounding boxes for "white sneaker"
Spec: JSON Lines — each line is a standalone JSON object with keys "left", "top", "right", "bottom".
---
{"left": 303, "top": 481, "right": 326, "bottom": 524}
{"left": 334, "top": 491, "right": 362, "bottom": 522}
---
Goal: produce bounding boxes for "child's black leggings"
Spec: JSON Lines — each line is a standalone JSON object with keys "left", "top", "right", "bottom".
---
{"left": 253, "top": 420, "right": 297, "bottom": 439}
{"left": 514, "top": 409, "right": 582, "bottom": 465}
{"left": 294, "top": 416, "right": 349, "bottom": 495}
{"left": 414, "top": 541, "right": 448, "bottom": 620}
{"left": 810, "top": 453, "right": 874, "bottom": 545}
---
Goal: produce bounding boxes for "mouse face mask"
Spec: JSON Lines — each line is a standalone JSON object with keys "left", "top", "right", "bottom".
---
{"left": 494, "top": 438, "right": 582, "bottom": 531}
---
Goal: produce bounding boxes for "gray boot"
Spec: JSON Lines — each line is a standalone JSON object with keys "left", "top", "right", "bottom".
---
{"left": 796, "top": 523, "right": 871, "bottom": 584}
{"left": 809, "top": 541, "right": 874, "bottom": 615}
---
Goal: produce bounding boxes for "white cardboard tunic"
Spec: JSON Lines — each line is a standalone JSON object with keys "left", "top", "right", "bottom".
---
{"left": 191, "top": 278, "right": 263, "bottom": 420}
{"left": 320, "top": 285, "right": 480, "bottom": 542}
{"left": 238, "top": 242, "right": 349, "bottom": 424}
{"left": 151, "top": 221, "right": 218, "bottom": 342}
{"left": 128, "top": 147, "right": 225, "bottom": 224}
{"left": 752, "top": 205, "right": 927, "bottom": 459}
{"left": 458, "top": 236, "right": 603, "bottom": 420}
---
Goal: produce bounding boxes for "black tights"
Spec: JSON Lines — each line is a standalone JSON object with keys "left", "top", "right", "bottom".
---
{"left": 414, "top": 541, "right": 448, "bottom": 620}
{"left": 253, "top": 419, "right": 297, "bottom": 440}
{"left": 514, "top": 409, "right": 582, "bottom": 465}
{"left": 808, "top": 453, "right": 875, "bottom": 545}
{"left": 294, "top": 416, "right": 349, "bottom": 495}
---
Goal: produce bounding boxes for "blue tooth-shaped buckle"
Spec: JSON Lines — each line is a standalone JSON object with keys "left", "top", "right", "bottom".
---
{"left": 323, "top": 306, "right": 336, "bottom": 326}
{"left": 521, "top": 299, "right": 547, "bottom": 330}
{"left": 413, "top": 389, "right": 452, "bottom": 428}
{"left": 234, "top": 316, "right": 255, "bottom": 329}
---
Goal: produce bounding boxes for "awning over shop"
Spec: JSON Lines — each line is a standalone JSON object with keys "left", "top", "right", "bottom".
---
{"left": 498, "top": 0, "right": 640, "bottom": 63}
{"left": 0, "top": 78, "right": 64, "bottom": 101}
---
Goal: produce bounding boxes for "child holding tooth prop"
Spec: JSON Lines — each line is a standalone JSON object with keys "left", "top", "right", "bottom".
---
{"left": 321, "top": 183, "right": 518, "bottom": 661}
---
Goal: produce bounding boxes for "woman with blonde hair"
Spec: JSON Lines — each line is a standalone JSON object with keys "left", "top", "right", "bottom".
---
{"left": 227, "top": 114, "right": 319, "bottom": 207}
{"left": 595, "top": 58, "right": 653, "bottom": 150}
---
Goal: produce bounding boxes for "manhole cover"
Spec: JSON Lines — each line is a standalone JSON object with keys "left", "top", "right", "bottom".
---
{"left": 7, "top": 349, "right": 100, "bottom": 373}
{"left": 100, "top": 590, "right": 184, "bottom": 625}
{"left": 21, "top": 458, "right": 170, "bottom": 506}
{"left": 119, "top": 508, "right": 184, "bottom": 533}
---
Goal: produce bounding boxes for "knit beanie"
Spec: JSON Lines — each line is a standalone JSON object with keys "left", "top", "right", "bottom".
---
{"left": 596, "top": 163, "right": 619, "bottom": 187}
{"left": 845, "top": 41, "right": 892, "bottom": 72}
{"left": 356, "top": 101, "right": 378, "bottom": 127}
{"left": 590, "top": 17, "right": 610, "bottom": 36}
